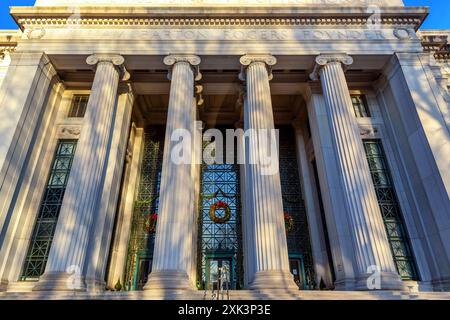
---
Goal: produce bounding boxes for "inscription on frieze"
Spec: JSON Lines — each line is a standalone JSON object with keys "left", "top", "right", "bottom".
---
{"left": 35, "top": 28, "right": 415, "bottom": 41}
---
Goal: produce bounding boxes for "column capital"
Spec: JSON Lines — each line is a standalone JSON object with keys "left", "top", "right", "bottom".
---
{"left": 86, "top": 54, "right": 130, "bottom": 80}
{"left": 309, "top": 53, "right": 353, "bottom": 81}
{"left": 86, "top": 54, "right": 125, "bottom": 66}
{"left": 239, "top": 54, "right": 277, "bottom": 81}
{"left": 291, "top": 118, "right": 304, "bottom": 133}
{"left": 163, "top": 54, "right": 202, "bottom": 81}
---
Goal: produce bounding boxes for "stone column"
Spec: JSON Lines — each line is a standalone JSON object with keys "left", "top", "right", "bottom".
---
{"left": 305, "top": 88, "right": 356, "bottom": 289}
{"left": 292, "top": 121, "right": 333, "bottom": 287}
{"left": 240, "top": 54, "right": 297, "bottom": 290}
{"left": 85, "top": 83, "right": 134, "bottom": 291}
{"left": 144, "top": 54, "right": 200, "bottom": 290}
{"left": 33, "top": 54, "right": 127, "bottom": 291}
{"left": 106, "top": 125, "right": 144, "bottom": 289}
{"left": 0, "top": 52, "right": 58, "bottom": 242}
{"left": 378, "top": 52, "right": 450, "bottom": 290}
{"left": 310, "top": 53, "right": 402, "bottom": 290}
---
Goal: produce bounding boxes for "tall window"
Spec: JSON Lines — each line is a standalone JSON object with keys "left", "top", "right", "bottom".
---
{"left": 279, "top": 126, "right": 316, "bottom": 289}
{"left": 363, "top": 140, "right": 418, "bottom": 280}
{"left": 124, "top": 128, "right": 164, "bottom": 290}
{"left": 351, "top": 95, "right": 370, "bottom": 118}
{"left": 21, "top": 140, "right": 77, "bottom": 280}
{"left": 68, "top": 95, "right": 89, "bottom": 118}
{"left": 198, "top": 130, "right": 243, "bottom": 290}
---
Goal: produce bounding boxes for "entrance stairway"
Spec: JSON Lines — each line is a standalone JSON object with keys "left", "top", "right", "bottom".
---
{"left": 1, "top": 289, "right": 450, "bottom": 300}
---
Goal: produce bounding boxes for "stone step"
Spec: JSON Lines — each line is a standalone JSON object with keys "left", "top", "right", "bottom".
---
{"left": 1, "top": 290, "right": 450, "bottom": 300}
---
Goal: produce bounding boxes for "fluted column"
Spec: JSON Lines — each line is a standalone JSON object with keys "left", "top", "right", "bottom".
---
{"left": 240, "top": 54, "right": 297, "bottom": 290}
{"left": 292, "top": 121, "right": 333, "bottom": 287}
{"left": 310, "top": 53, "right": 402, "bottom": 290}
{"left": 144, "top": 54, "right": 200, "bottom": 290}
{"left": 33, "top": 54, "right": 127, "bottom": 291}
{"left": 85, "top": 83, "right": 134, "bottom": 291}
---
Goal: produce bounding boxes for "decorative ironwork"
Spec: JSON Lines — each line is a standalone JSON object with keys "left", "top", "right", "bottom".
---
{"left": 124, "top": 128, "right": 164, "bottom": 290}
{"left": 68, "top": 95, "right": 89, "bottom": 118}
{"left": 278, "top": 126, "right": 316, "bottom": 289}
{"left": 21, "top": 140, "right": 77, "bottom": 280}
{"left": 351, "top": 95, "right": 371, "bottom": 118}
{"left": 363, "top": 140, "right": 419, "bottom": 280}
{"left": 198, "top": 132, "right": 243, "bottom": 290}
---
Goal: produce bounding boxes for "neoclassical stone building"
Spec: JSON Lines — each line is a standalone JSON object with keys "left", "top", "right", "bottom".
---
{"left": 0, "top": 0, "right": 449, "bottom": 299}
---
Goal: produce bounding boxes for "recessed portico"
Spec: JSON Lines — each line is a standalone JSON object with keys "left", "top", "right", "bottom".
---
{"left": 0, "top": 1, "right": 449, "bottom": 299}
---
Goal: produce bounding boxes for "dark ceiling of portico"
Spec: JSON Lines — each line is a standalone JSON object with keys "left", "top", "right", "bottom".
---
{"left": 57, "top": 64, "right": 381, "bottom": 127}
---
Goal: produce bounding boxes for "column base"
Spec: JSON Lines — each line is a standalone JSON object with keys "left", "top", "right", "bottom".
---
{"left": 334, "top": 278, "right": 357, "bottom": 291}
{"left": 143, "top": 270, "right": 192, "bottom": 290}
{"left": 248, "top": 271, "right": 299, "bottom": 290}
{"left": 431, "top": 276, "right": 450, "bottom": 291}
{"left": 354, "top": 271, "right": 403, "bottom": 291}
{"left": 85, "top": 278, "right": 107, "bottom": 292}
{"left": 0, "top": 279, "right": 8, "bottom": 292}
{"left": 32, "top": 272, "right": 86, "bottom": 292}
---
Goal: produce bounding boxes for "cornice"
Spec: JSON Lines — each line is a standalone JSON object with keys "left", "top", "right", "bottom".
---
{"left": 0, "top": 31, "right": 20, "bottom": 60}
{"left": 10, "top": 6, "right": 428, "bottom": 30}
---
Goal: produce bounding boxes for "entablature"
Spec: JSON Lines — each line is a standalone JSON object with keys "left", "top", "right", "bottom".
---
{"left": 10, "top": 5, "right": 427, "bottom": 30}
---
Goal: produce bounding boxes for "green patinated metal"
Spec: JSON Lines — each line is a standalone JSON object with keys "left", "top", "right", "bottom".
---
{"left": 279, "top": 126, "right": 316, "bottom": 290}
{"left": 123, "top": 128, "right": 164, "bottom": 290}
{"left": 363, "top": 139, "right": 419, "bottom": 280}
{"left": 21, "top": 140, "right": 77, "bottom": 280}
{"left": 197, "top": 132, "right": 243, "bottom": 290}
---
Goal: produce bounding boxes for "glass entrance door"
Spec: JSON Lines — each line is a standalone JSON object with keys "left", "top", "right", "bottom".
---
{"left": 206, "top": 258, "right": 232, "bottom": 291}
{"left": 198, "top": 128, "right": 243, "bottom": 290}
{"left": 135, "top": 257, "right": 152, "bottom": 290}
{"left": 289, "top": 258, "right": 304, "bottom": 289}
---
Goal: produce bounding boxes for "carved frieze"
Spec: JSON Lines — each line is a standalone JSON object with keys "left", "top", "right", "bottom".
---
{"left": 359, "top": 125, "right": 379, "bottom": 138}
{"left": 57, "top": 125, "right": 82, "bottom": 139}
{"left": 22, "top": 27, "right": 417, "bottom": 43}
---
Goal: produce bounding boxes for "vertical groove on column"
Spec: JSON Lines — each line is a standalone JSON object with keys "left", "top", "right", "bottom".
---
{"left": 244, "top": 59, "right": 297, "bottom": 289}
{"left": 145, "top": 60, "right": 195, "bottom": 290}
{"left": 42, "top": 60, "right": 120, "bottom": 287}
{"left": 319, "top": 61, "right": 399, "bottom": 281}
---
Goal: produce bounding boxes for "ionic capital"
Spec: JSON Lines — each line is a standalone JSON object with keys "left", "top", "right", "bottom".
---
{"left": 239, "top": 54, "right": 277, "bottom": 81}
{"left": 309, "top": 53, "right": 353, "bottom": 81}
{"left": 86, "top": 54, "right": 130, "bottom": 80}
{"left": 163, "top": 54, "right": 202, "bottom": 81}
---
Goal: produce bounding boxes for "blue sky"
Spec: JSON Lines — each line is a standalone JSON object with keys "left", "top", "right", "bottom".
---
{"left": 0, "top": 0, "right": 449, "bottom": 30}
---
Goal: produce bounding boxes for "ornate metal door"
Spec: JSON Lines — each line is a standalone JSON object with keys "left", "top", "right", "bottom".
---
{"left": 197, "top": 132, "right": 243, "bottom": 290}
{"left": 279, "top": 126, "right": 316, "bottom": 289}
{"left": 123, "top": 128, "right": 164, "bottom": 290}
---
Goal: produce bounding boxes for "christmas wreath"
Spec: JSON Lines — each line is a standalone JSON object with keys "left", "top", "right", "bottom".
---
{"left": 144, "top": 213, "right": 158, "bottom": 234}
{"left": 284, "top": 212, "right": 294, "bottom": 234}
{"left": 209, "top": 200, "right": 231, "bottom": 224}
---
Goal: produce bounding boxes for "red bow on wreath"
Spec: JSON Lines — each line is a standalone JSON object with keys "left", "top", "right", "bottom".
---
{"left": 209, "top": 200, "right": 231, "bottom": 224}
{"left": 284, "top": 212, "right": 294, "bottom": 234}
{"left": 144, "top": 213, "right": 158, "bottom": 234}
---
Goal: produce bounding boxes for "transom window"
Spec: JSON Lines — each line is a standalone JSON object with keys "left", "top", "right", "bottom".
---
{"left": 68, "top": 95, "right": 89, "bottom": 118}
{"left": 351, "top": 95, "right": 371, "bottom": 118}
